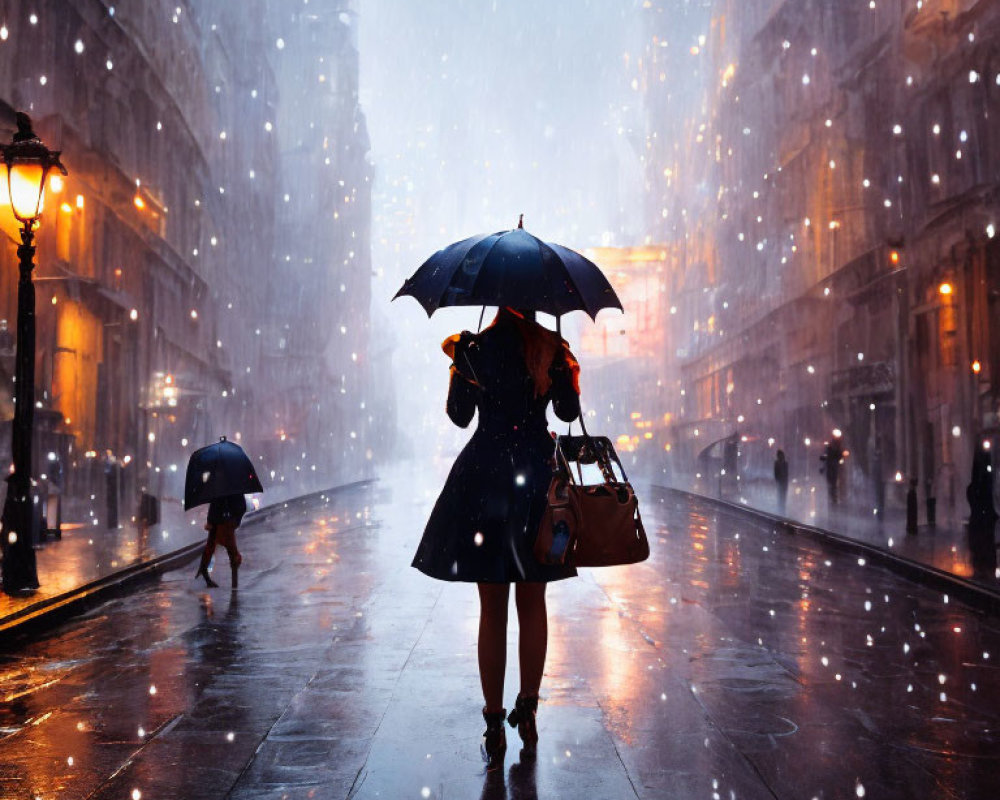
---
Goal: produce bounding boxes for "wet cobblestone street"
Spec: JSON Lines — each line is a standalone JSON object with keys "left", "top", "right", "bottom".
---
{"left": 1, "top": 468, "right": 998, "bottom": 799}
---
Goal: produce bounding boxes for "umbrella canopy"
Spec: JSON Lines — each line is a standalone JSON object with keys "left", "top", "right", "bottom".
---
{"left": 393, "top": 219, "right": 622, "bottom": 319}
{"left": 184, "top": 437, "right": 264, "bottom": 511}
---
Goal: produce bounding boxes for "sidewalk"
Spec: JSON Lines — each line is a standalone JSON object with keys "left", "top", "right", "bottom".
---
{"left": 0, "top": 484, "right": 367, "bottom": 638}
{"left": 665, "top": 477, "right": 1000, "bottom": 611}
{"left": 0, "top": 495, "right": 207, "bottom": 631}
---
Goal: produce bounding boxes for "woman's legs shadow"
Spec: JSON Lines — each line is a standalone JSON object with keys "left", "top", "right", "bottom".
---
{"left": 479, "top": 748, "right": 538, "bottom": 800}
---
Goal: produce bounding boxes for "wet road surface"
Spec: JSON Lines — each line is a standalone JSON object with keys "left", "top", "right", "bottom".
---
{"left": 1, "top": 465, "right": 998, "bottom": 799}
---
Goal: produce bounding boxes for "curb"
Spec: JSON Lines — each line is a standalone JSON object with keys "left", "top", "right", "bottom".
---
{"left": 652, "top": 485, "right": 1000, "bottom": 617}
{"left": 0, "top": 479, "right": 375, "bottom": 644}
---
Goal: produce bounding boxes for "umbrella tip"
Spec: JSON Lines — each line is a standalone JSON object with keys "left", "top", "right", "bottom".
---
{"left": 517, "top": 213, "right": 523, "bottom": 229}
{"left": 219, "top": 435, "right": 227, "bottom": 442}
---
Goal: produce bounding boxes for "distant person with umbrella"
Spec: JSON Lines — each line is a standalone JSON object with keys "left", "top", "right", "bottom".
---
{"left": 185, "top": 437, "right": 263, "bottom": 589}
{"left": 194, "top": 494, "right": 247, "bottom": 588}
{"left": 396, "top": 217, "right": 621, "bottom": 771}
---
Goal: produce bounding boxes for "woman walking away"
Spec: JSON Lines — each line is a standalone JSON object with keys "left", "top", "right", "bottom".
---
{"left": 194, "top": 493, "right": 246, "bottom": 588}
{"left": 412, "top": 307, "right": 581, "bottom": 771}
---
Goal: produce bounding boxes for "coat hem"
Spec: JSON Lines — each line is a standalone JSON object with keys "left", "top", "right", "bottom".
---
{"left": 411, "top": 562, "right": 577, "bottom": 584}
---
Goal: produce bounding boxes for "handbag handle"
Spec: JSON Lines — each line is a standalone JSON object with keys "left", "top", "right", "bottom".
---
{"left": 565, "top": 411, "right": 591, "bottom": 484}
{"left": 559, "top": 409, "right": 631, "bottom": 486}
{"left": 565, "top": 409, "right": 590, "bottom": 438}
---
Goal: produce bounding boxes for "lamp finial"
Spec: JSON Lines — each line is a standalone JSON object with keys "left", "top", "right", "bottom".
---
{"left": 13, "top": 112, "right": 35, "bottom": 143}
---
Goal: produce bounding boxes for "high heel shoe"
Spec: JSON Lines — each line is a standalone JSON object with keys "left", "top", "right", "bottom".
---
{"left": 481, "top": 708, "right": 507, "bottom": 772}
{"left": 194, "top": 563, "right": 218, "bottom": 588}
{"left": 506, "top": 694, "right": 538, "bottom": 747}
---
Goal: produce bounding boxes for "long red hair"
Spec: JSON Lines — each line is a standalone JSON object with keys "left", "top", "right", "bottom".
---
{"left": 443, "top": 308, "right": 580, "bottom": 397}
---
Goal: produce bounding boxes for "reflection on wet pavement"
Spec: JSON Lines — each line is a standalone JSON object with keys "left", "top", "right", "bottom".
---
{"left": 0, "top": 497, "right": 204, "bottom": 622}
{"left": 0, "top": 467, "right": 998, "bottom": 799}
{"left": 701, "top": 477, "right": 1000, "bottom": 591}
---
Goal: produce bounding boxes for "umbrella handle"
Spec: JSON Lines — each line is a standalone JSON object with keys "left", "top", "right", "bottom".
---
{"left": 461, "top": 350, "right": 481, "bottom": 388}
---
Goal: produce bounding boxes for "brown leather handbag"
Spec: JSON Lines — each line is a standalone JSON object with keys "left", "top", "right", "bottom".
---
{"left": 534, "top": 422, "right": 649, "bottom": 568}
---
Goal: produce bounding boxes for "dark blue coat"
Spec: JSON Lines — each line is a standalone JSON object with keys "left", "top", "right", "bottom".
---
{"left": 412, "top": 313, "right": 580, "bottom": 583}
{"left": 207, "top": 494, "right": 246, "bottom": 527}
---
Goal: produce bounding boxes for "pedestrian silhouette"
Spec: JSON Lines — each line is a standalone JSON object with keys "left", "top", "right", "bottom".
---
{"left": 906, "top": 478, "right": 919, "bottom": 534}
{"left": 966, "top": 441, "right": 997, "bottom": 526}
{"left": 773, "top": 449, "right": 789, "bottom": 515}
{"left": 871, "top": 445, "right": 885, "bottom": 519}
{"left": 194, "top": 493, "right": 246, "bottom": 588}
{"left": 967, "top": 517, "right": 998, "bottom": 580}
{"left": 411, "top": 306, "right": 581, "bottom": 772}
{"left": 820, "top": 435, "right": 844, "bottom": 506}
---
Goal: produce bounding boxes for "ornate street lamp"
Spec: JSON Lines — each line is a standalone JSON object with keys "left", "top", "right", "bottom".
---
{"left": 0, "top": 112, "right": 67, "bottom": 595}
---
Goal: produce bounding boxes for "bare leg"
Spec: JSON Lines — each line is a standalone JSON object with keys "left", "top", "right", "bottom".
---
{"left": 195, "top": 532, "right": 219, "bottom": 587}
{"left": 514, "top": 582, "right": 547, "bottom": 697}
{"left": 225, "top": 544, "right": 242, "bottom": 588}
{"left": 477, "top": 583, "right": 510, "bottom": 712}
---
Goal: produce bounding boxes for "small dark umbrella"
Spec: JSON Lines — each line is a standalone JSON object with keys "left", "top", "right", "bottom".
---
{"left": 393, "top": 216, "right": 622, "bottom": 320}
{"left": 184, "top": 436, "right": 263, "bottom": 511}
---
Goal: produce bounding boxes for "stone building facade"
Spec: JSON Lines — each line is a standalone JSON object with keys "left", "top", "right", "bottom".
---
{"left": 0, "top": 0, "right": 372, "bottom": 522}
{"left": 646, "top": 0, "right": 1000, "bottom": 520}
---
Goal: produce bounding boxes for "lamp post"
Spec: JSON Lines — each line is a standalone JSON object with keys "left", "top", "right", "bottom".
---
{"left": 0, "top": 112, "right": 67, "bottom": 595}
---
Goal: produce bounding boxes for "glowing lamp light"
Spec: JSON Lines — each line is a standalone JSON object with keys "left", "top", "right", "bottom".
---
{"left": 972, "top": 360, "right": 982, "bottom": 374}
{"left": 832, "top": 428, "right": 842, "bottom": 438}
{"left": 889, "top": 250, "right": 900, "bottom": 265}
{"left": 0, "top": 114, "right": 67, "bottom": 225}
{"left": 938, "top": 282, "right": 953, "bottom": 296}
{"left": 5, "top": 162, "right": 46, "bottom": 221}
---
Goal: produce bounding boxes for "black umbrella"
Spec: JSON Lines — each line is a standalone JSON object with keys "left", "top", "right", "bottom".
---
{"left": 393, "top": 217, "right": 622, "bottom": 320}
{"left": 184, "top": 436, "right": 264, "bottom": 511}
